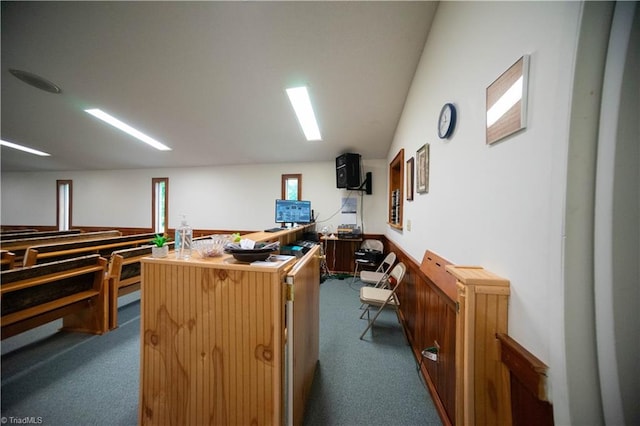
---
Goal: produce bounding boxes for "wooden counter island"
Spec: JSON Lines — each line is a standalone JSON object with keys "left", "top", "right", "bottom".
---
{"left": 139, "top": 226, "right": 319, "bottom": 426}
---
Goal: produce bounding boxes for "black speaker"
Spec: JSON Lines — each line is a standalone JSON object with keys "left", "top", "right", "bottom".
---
{"left": 336, "top": 153, "right": 361, "bottom": 188}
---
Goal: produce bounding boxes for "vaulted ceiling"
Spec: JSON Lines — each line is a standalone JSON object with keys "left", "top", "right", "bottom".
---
{"left": 1, "top": 1, "right": 437, "bottom": 172}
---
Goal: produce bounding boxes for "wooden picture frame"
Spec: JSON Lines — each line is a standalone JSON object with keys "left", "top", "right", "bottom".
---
{"left": 416, "top": 144, "right": 429, "bottom": 194}
{"left": 486, "top": 55, "right": 530, "bottom": 145}
{"left": 406, "top": 157, "right": 414, "bottom": 201}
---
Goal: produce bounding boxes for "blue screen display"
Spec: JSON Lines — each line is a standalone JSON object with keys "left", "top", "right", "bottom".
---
{"left": 275, "top": 199, "right": 312, "bottom": 224}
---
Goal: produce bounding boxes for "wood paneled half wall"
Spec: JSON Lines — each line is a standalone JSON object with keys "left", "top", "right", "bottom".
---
{"left": 385, "top": 241, "right": 458, "bottom": 425}
{"left": 386, "top": 239, "right": 552, "bottom": 426}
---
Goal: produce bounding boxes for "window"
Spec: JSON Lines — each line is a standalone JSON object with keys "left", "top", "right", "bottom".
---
{"left": 56, "top": 180, "right": 72, "bottom": 231}
{"left": 152, "top": 178, "right": 169, "bottom": 234}
{"left": 281, "top": 174, "right": 302, "bottom": 200}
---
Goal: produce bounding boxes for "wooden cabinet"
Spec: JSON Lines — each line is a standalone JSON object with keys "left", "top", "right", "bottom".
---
{"left": 139, "top": 230, "right": 320, "bottom": 426}
{"left": 388, "top": 149, "right": 404, "bottom": 229}
{"left": 446, "top": 265, "right": 511, "bottom": 426}
{"left": 320, "top": 237, "right": 361, "bottom": 274}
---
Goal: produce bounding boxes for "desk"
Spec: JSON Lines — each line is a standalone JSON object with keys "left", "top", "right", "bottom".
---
{"left": 321, "top": 235, "right": 362, "bottom": 274}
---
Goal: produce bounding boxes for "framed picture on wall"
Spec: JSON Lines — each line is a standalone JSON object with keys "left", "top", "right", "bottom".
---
{"left": 406, "top": 157, "right": 414, "bottom": 201}
{"left": 416, "top": 144, "right": 429, "bottom": 194}
{"left": 486, "top": 55, "right": 530, "bottom": 145}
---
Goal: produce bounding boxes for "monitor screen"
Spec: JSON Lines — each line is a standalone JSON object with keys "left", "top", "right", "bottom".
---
{"left": 275, "top": 199, "right": 312, "bottom": 224}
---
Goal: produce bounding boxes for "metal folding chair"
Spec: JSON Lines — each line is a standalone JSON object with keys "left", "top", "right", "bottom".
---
{"left": 359, "top": 262, "right": 407, "bottom": 340}
{"left": 352, "top": 239, "right": 384, "bottom": 283}
{"left": 358, "top": 251, "right": 396, "bottom": 287}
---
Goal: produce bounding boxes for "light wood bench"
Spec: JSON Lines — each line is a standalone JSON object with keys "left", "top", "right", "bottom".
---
{"left": 1, "top": 254, "right": 109, "bottom": 339}
{"left": 1, "top": 230, "right": 121, "bottom": 265}
{"left": 23, "top": 233, "right": 157, "bottom": 267}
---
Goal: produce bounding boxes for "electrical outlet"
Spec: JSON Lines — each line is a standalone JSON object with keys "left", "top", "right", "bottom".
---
{"left": 407, "top": 219, "right": 411, "bottom": 231}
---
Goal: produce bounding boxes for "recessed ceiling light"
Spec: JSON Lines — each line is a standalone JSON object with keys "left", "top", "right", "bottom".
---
{"left": 84, "top": 109, "right": 172, "bottom": 151}
{"left": 9, "top": 69, "right": 62, "bottom": 94}
{"left": 286, "top": 86, "right": 322, "bottom": 141}
{"left": 0, "top": 139, "right": 51, "bottom": 156}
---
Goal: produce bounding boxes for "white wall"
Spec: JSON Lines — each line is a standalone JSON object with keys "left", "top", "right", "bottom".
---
{"left": 385, "top": 2, "right": 584, "bottom": 424}
{"left": 1, "top": 160, "right": 388, "bottom": 234}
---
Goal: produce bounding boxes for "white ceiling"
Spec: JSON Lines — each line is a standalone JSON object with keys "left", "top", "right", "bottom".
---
{"left": 1, "top": 1, "right": 437, "bottom": 172}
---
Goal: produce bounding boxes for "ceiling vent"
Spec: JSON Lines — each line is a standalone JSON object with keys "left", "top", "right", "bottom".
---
{"left": 9, "top": 69, "right": 62, "bottom": 94}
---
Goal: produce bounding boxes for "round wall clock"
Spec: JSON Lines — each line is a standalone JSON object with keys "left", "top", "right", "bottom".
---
{"left": 438, "top": 103, "right": 457, "bottom": 139}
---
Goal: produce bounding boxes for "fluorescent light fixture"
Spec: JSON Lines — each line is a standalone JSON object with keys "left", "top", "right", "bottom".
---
{"left": 0, "top": 139, "right": 51, "bottom": 156}
{"left": 286, "top": 86, "right": 322, "bottom": 141}
{"left": 486, "top": 76, "right": 523, "bottom": 128}
{"left": 84, "top": 108, "right": 172, "bottom": 151}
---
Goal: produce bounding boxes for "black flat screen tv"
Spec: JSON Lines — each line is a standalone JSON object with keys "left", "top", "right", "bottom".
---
{"left": 275, "top": 199, "right": 312, "bottom": 224}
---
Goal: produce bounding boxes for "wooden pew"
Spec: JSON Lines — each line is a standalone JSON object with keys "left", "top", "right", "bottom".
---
{"left": 1, "top": 250, "right": 16, "bottom": 271}
{"left": 1, "top": 230, "right": 122, "bottom": 264}
{"left": 1, "top": 254, "right": 109, "bottom": 339}
{"left": 107, "top": 237, "right": 223, "bottom": 329}
{"left": 0, "top": 228, "right": 38, "bottom": 235}
{"left": 107, "top": 245, "right": 153, "bottom": 329}
{"left": 23, "top": 233, "right": 157, "bottom": 267}
{"left": 0, "top": 229, "right": 81, "bottom": 240}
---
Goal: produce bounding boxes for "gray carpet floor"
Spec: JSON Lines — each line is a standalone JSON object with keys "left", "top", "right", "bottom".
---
{"left": 1, "top": 279, "right": 441, "bottom": 425}
{"left": 303, "top": 277, "right": 441, "bottom": 425}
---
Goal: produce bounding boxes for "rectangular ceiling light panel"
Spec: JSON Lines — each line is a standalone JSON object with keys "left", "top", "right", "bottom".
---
{"left": 286, "top": 86, "right": 322, "bottom": 141}
{"left": 84, "top": 108, "right": 172, "bottom": 151}
{"left": 0, "top": 139, "right": 51, "bottom": 156}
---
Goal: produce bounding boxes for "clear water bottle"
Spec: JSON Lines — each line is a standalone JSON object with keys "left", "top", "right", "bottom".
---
{"left": 175, "top": 215, "right": 192, "bottom": 259}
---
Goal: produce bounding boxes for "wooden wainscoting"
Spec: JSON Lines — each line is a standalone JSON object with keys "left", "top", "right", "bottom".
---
{"left": 385, "top": 240, "right": 457, "bottom": 426}
{"left": 497, "top": 333, "right": 554, "bottom": 426}
{"left": 387, "top": 239, "right": 514, "bottom": 426}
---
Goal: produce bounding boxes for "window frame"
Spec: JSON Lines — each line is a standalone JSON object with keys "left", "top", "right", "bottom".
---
{"left": 56, "top": 180, "right": 73, "bottom": 231}
{"left": 152, "top": 177, "right": 169, "bottom": 234}
{"left": 281, "top": 174, "right": 302, "bottom": 200}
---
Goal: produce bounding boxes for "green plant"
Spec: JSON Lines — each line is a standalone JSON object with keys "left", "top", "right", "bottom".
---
{"left": 151, "top": 234, "right": 168, "bottom": 247}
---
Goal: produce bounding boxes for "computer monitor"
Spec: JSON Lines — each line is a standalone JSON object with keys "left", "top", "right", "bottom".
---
{"left": 275, "top": 199, "right": 312, "bottom": 225}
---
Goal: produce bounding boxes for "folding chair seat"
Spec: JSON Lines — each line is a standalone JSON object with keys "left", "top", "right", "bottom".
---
{"left": 357, "top": 251, "right": 396, "bottom": 310}
{"left": 358, "top": 251, "right": 396, "bottom": 287}
{"left": 359, "top": 262, "right": 407, "bottom": 340}
{"left": 352, "top": 239, "right": 384, "bottom": 282}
